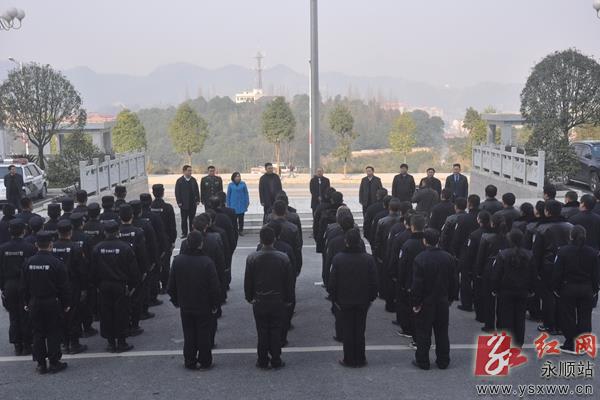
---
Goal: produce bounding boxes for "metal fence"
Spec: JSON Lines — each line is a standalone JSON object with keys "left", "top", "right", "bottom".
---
{"left": 79, "top": 151, "right": 146, "bottom": 195}
{"left": 472, "top": 145, "right": 545, "bottom": 188}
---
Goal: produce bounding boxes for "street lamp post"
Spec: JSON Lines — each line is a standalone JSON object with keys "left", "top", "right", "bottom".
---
{"left": 309, "top": 0, "right": 320, "bottom": 176}
{"left": 594, "top": 0, "right": 600, "bottom": 18}
{"left": 0, "top": 7, "right": 25, "bottom": 31}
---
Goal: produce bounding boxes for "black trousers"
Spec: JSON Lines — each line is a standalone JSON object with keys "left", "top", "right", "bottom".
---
{"left": 339, "top": 304, "right": 369, "bottom": 366}
{"left": 459, "top": 270, "right": 474, "bottom": 309}
{"left": 63, "top": 285, "right": 82, "bottom": 342}
{"left": 160, "top": 247, "right": 173, "bottom": 290}
{"left": 526, "top": 279, "right": 543, "bottom": 320}
{"left": 395, "top": 287, "right": 414, "bottom": 336}
{"left": 473, "top": 276, "right": 484, "bottom": 322}
{"left": 130, "top": 279, "right": 146, "bottom": 327}
{"left": 7, "top": 195, "right": 21, "bottom": 212}
{"left": 540, "top": 271, "right": 559, "bottom": 330}
{"left": 414, "top": 300, "right": 450, "bottom": 368}
{"left": 180, "top": 310, "right": 213, "bottom": 367}
{"left": 236, "top": 214, "right": 245, "bottom": 232}
{"left": 99, "top": 281, "right": 129, "bottom": 340}
{"left": 30, "top": 298, "right": 62, "bottom": 365}
{"left": 262, "top": 205, "right": 272, "bottom": 225}
{"left": 252, "top": 300, "right": 285, "bottom": 365}
{"left": 2, "top": 279, "right": 31, "bottom": 345}
{"left": 481, "top": 271, "right": 498, "bottom": 329}
{"left": 559, "top": 284, "right": 594, "bottom": 348}
{"left": 498, "top": 292, "right": 528, "bottom": 347}
{"left": 79, "top": 284, "right": 96, "bottom": 330}
{"left": 180, "top": 206, "right": 197, "bottom": 236}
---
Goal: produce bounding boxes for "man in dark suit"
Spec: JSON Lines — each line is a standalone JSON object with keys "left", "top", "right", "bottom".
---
{"left": 200, "top": 166, "right": 223, "bottom": 210}
{"left": 3, "top": 165, "right": 24, "bottom": 212}
{"left": 419, "top": 168, "right": 442, "bottom": 195}
{"left": 359, "top": 166, "right": 383, "bottom": 215}
{"left": 175, "top": 165, "right": 200, "bottom": 238}
{"left": 309, "top": 167, "right": 330, "bottom": 214}
{"left": 444, "top": 163, "right": 468, "bottom": 201}
{"left": 392, "top": 163, "right": 416, "bottom": 202}
{"left": 259, "top": 163, "right": 283, "bottom": 224}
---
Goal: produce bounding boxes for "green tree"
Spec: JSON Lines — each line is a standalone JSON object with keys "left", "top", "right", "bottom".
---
{"left": 169, "top": 103, "right": 208, "bottom": 166}
{"left": 411, "top": 110, "right": 444, "bottom": 148}
{"left": 329, "top": 103, "right": 358, "bottom": 176}
{"left": 261, "top": 97, "right": 296, "bottom": 173}
{"left": 112, "top": 109, "right": 147, "bottom": 153}
{"left": 521, "top": 49, "right": 600, "bottom": 180}
{"left": 0, "top": 62, "right": 84, "bottom": 169}
{"left": 462, "top": 108, "right": 488, "bottom": 159}
{"left": 389, "top": 113, "right": 416, "bottom": 163}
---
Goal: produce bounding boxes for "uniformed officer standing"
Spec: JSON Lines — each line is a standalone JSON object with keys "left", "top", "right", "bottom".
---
{"left": 74, "top": 190, "right": 89, "bottom": 218}
{"left": 411, "top": 229, "right": 458, "bottom": 370}
{"left": 80, "top": 203, "right": 103, "bottom": 337}
{"left": 44, "top": 203, "right": 61, "bottom": 238}
{"left": 140, "top": 193, "right": 168, "bottom": 304}
{"left": 0, "top": 220, "right": 36, "bottom": 355}
{"left": 244, "top": 227, "right": 293, "bottom": 369}
{"left": 99, "top": 196, "right": 119, "bottom": 223}
{"left": 151, "top": 184, "right": 177, "bottom": 294}
{"left": 168, "top": 231, "right": 220, "bottom": 370}
{"left": 52, "top": 220, "right": 87, "bottom": 354}
{"left": 91, "top": 221, "right": 140, "bottom": 353}
{"left": 0, "top": 203, "right": 16, "bottom": 244}
{"left": 200, "top": 166, "right": 224, "bottom": 210}
{"left": 21, "top": 231, "right": 70, "bottom": 374}
{"left": 114, "top": 185, "right": 127, "bottom": 210}
{"left": 328, "top": 228, "right": 377, "bottom": 367}
{"left": 59, "top": 197, "right": 74, "bottom": 221}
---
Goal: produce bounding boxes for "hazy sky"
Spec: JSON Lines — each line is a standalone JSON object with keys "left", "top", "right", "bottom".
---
{"left": 1, "top": 0, "right": 599, "bottom": 86}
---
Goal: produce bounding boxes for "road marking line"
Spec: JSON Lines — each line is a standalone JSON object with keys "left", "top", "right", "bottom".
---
{"left": 3, "top": 343, "right": 583, "bottom": 363}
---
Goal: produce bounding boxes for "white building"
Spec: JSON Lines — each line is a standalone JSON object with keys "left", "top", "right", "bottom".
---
{"left": 235, "top": 88, "right": 264, "bottom": 104}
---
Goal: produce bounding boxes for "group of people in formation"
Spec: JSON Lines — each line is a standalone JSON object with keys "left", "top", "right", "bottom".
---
{"left": 1, "top": 161, "right": 598, "bottom": 374}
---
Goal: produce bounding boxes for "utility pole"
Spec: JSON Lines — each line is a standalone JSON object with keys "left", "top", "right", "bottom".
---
{"left": 309, "top": 0, "right": 320, "bottom": 175}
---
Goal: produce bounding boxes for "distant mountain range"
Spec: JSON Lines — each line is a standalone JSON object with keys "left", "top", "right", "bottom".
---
{"left": 0, "top": 61, "right": 523, "bottom": 120}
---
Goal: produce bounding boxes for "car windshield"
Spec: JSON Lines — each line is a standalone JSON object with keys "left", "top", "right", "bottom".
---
{"left": 0, "top": 167, "right": 10, "bottom": 177}
{"left": 593, "top": 146, "right": 600, "bottom": 159}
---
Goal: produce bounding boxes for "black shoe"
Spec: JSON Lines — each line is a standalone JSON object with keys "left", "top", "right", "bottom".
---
{"left": 14, "top": 344, "right": 23, "bottom": 356}
{"left": 537, "top": 325, "right": 551, "bottom": 332}
{"left": 148, "top": 299, "right": 163, "bottom": 307}
{"left": 106, "top": 343, "right": 116, "bottom": 353}
{"left": 481, "top": 326, "right": 495, "bottom": 333}
{"left": 36, "top": 362, "right": 48, "bottom": 374}
{"left": 199, "top": 363, "right": 214, "bottom": 370}
{"left": 180, "top": 234, "right": 187, "bottom": 239}
{"left": 338, "top": 359, "right": 353, "bottom": 368}
{"left": 61, "top": 344, "right": 70, "bottom": 354}
{"left": 69, "top": 342, "right": 88, "bottom": 355}
{"left": 356, "top": 360, "right": 368, "bottom": 368}
{"left": 384, "top": 305, "right": 396, "bottom": 313}
{"left": 238, "top": 231, "right": 244, "bottom": 237}
{"left": 396, "top": 330, "right": 413, "bottom": 339}
{"left": 391, "top": 320, "right": 401, "bottom": 326}
{"left": 115, "top": 342, "right": 134, "bottom": 353}
{"left": 129, "top": 326, "right": 144, "bottom": 336}
{"left": 457, "top": 305, "right": 473, "bottom": 312}
{"left": 21, "top": 345, "right": 32, "bottom": 356}
{"left": 139, "top": 311, "right": 155, "bottom": 320}
{"left": 184, "top": 363, "right": 198, "bottom": 370}
{"left": 332, "top": 336, "right": 342, "bottom": 343}
{"left": 159, "top": 288, "right": 168, "bottom": 295}
{"left": 48, "top": 361, "right": 68, "bottom": 374}
{"left": 409, "top": 341, "right": 417, "bottom": 349}
{"left": 412, "top": 359, "right": 430, "bottom": 370}
{"left": 559, "top": 345, "right": 579, "bottom": 355}
{"left": 436, "top": 362, "right": 449, "bottom": 370}
{"left": 271, "top": 360, "right": 285, "bottom": 369}
{"left": 281, "top": 339, "right": 289, "bottom": 348}
{"left": 549, "top": 329, "right": 562, "bottom": 336}
{"left": 81, "top": 327, "right": 98, "bottom": 338}
{"left": 256, "top": 361, "right": 270, "bottom": 370}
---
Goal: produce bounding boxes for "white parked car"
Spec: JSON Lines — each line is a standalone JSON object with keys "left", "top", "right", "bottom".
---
{"left": 0, "top": 158, "right": 48, "bottom": 200}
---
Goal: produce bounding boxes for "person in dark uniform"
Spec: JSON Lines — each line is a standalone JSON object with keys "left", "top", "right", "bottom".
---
{"left": 200, "top": 166, "right": 224, "bottom": 210}
{"left": 0, "top": 203, "right": 16, "bottom": 245}
{"left": 418, "top": 168, "right": 442, "bottom": 195}
{"left": 452, "top": 195, "right": 481, "bottom": 308}
{"left": 412, "top": 178, "right": 439, "bottom": 219}
{"left": 0, "top": 220, "right": 36, "bottom": 355}
{"left": 359, "top": 166, "right": 383, "bottom": 215}
{"left": 480, "top": 185, "right": 503, "bottom": 215}
{"left": 444, "top": 163, "right": 468, "bottom": 201}
{"left": 561, "top": 191, "right": 580, "bottom": 219}
{"left": 475, "top": 214, "right": 509, "bottom": 332}
{"left": 532, "top": 200, "right": 573, "bottom": 335}
{"left": 114, "top": 185, "right": 127, "bottom": 210}
{"left": 512, "top": 202, "right": 535, "bottom": 234}
{"left": 439, "top": 197, "right": 467, "bottom": 252}
{"left": 309, "top": 167, "right": 330, "bottom": 215}
{"left": 59, "top": 197, "right": 74, "bottom": 221}
{"left": 15, "top": 197, "right": 41, "bottom": 227}
{"left": 24, "top": 216, "right": 45, "bottom": 246}
{"left": 270, "top": 200, "right": 302, "bottom": 278}
{"left": 492, "top": 229, "right": 535, "bottom": 347}
{"left": 21, "top": 231, "right": 70, "bottom": 374}
{"left": 43, "top": 203, "right": 61, "bottom": 239}
{"left": 395, "top": 215, "right": 426, "bottom": 342}
{"left": 140, "top": 193, "right": 168, "bottom": 304}
{"left": 494, "top": 193, "right": 521, "bottom": 230}
{"left": 99, "top": 196, "right": 119, "bottom": 223}
{"left": 554, "top": 226, "right": 599, "bottom": 354}
{"left": 244, "top": 227, "right": 293, "bottom": 369}
{"left": 151, "top": 184, "right": 177, "bottom": 293}
{"left": 411, "top": 228, "right": 458, "bottom": 370}
{"left": 4, "top": 164, "right": 24, "bottom": 211}
{"left": 73, "top": 190, "right": 89, "bottom": 218}
{"left": 467, "top": 211, "right": 492, "bottom": 320}
{"left": 52, "top": 220, "right": 87, "bottom": 355}
{"left": 168, "top": 231, "right": 220, "bottom": 370}
{"left": 569, "top": 194, "right": 600, "bottom": 250}
{"left": 363, "top": 188, "right": 387, "bottom": 243}
{"left": 80, "top": 203, "right": 103, "bottom": 337}
{"left": 175, "top": 165, "right": 201, "bottom": 238}
{"left": 117, "top": 205, "right": 149, "bottom": 336}
{"left": 91, "top": 220, "right": 140, "bottom": 353}
{"left": 392, "top": 163, "right": 416, "bottom": 202}
{"left": 428, "top": 189, "right": 455, "bottom": 232}
{"left": 328, "top": 228, "right": 377, "bottom": 367}
{"left": 258, "top": 162, "right": 283, "bottom": 224}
